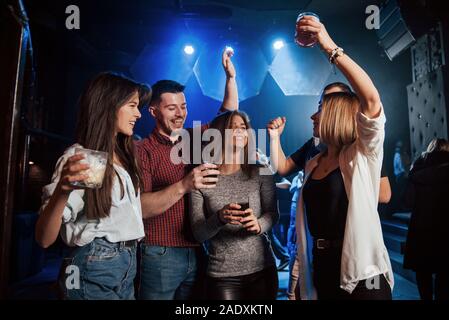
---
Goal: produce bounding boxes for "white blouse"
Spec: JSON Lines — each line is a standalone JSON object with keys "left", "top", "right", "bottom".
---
{"left": 295, "top": 107, "right": 394, "bottom": 299}
{"left": 40, "top": 144, "right": 145, "bottom": 247}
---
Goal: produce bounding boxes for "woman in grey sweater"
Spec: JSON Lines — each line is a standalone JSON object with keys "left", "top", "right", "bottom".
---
{"left": 190, "top": 110, "right": 279, "bottom": 300}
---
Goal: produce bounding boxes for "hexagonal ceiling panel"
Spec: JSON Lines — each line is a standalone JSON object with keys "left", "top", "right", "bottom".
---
{"left": 193, "top": 43, "right": 269, "bottom": 102}
{"left": 130, "top": 44, "right": 197, "bottom": 86}
{"left": 269, "top": 43, "right": 332, "bottom": 96}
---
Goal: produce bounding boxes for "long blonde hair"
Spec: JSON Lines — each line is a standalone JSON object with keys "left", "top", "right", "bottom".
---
{"left": 319, "top": 92, "right": 360, "bottom": 151}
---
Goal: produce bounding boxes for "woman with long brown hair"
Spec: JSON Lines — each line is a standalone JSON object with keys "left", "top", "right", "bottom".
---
{"left": 189, "top": 110, "right": 279, "bottom": 300}
{"left": 35, "top": 72, "right": 151, "bottom": 299}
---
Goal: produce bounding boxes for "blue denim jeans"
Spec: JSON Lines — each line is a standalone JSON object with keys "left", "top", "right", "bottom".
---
{"left": 139, "top": 245, "right": 201, "bottom": 300}
{"left": 60, "top": 238, "right": 137, "bottom": 300}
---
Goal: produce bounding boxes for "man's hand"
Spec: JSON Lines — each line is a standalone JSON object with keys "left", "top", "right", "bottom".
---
{"left": 181, "top": 163, "right": 220, "bottom": 193}
{"left": 222, "top": 48, "right": 236, "bottom": 79}
{"left": 267, "top": 116, "right": 286, "bottom": 138}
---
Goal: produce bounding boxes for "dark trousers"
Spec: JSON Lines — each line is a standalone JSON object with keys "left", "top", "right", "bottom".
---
{"left": 312, "top": 247, "right": 392, "bottom": 300}
{"left": 416, "top": 270, "right": 449, "bottom": 300}
{"left": 206, "top": 266, "right": 278, "bottom": 300}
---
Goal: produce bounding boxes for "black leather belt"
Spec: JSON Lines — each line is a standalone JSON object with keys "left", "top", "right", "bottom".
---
{"left": 314, "top": 238, "right": 343, "bottom": 250}
{"left": 118, "top": 240, "right": 138, "bottom": 249}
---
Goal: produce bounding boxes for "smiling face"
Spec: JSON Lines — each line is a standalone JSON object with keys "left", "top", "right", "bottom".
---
{"left": 311, "top": 85, "right": 346, "bottom": 138}
{"left": 150, "top": 92, "right": 187, "bottom": 137}
{"left": 116, "top": 91, "right": 141, "bottom": 136}
{"left": 230, "top": 115, "right": 248, "bottom": 149}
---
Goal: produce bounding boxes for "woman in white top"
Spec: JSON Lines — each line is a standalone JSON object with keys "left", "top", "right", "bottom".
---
{"left": 35, "top": 72, "right": 151, "bottom": 300}
{"left": 268, "top": 18, "right": 394, "bottom": 299}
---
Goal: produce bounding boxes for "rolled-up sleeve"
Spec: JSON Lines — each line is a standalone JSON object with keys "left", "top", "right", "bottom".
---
{"left": 356, "top": 106, "right": 386, "bottom": 157}
{"left": 39, "top": 145, "right": 85, "bottom": 223}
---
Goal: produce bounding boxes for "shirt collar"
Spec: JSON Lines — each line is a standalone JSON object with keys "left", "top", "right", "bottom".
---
{"left": 150, "top": 128, "right": 180, "bottom": 146}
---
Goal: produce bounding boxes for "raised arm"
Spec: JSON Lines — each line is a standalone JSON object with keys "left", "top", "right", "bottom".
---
{"left": 298, "top": 17, "right": 381, "bottom": 119}
{"left": 219, "top": 49, "right": 239, "bottom": 112}
{"left": 267, "top": 116, "right": 299, "bottom": 176}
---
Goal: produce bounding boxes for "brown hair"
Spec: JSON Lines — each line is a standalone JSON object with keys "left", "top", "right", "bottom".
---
{"left": 75, "top": 72, "right": 152, "bottom": 219}
{"left": 208, "top": 110, "right": 257, "bottom": 178}
{"left": 319, "top": 92, "right": 360, "bottom": 151}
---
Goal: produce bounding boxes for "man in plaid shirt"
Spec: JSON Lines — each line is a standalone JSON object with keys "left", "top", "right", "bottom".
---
{"left": 136, "top": 49, "right": 238, "bottom": 300}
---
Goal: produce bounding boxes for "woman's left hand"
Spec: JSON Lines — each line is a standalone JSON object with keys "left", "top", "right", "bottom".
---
{"left": 297, "top": 16, "right": 337, "bottom": 54}
{"left": 240, "top": 208, "right": 261, "bottom": 235}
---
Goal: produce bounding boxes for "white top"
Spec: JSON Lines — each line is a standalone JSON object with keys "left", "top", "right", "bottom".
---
{"left": 40, "top": 144, "right": 145, "bottom": 247}
{"left": 294, "top": 107, "right": 394, "bottom": 300}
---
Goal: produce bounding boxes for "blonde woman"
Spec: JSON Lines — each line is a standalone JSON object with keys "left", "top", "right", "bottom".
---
{"left": 268, "top": 18, "right": 394, "bottom": 300}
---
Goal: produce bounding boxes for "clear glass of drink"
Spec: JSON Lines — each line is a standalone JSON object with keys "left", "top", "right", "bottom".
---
{"left": 72, "top": 147, "right": 108, "bottom": 189}
{"left": 294, "top": 12, "right": 320, "bottom": 48}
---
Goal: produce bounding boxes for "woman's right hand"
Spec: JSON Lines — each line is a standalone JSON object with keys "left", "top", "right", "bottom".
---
{"left": 217, "top": 203, "right": 246, "bottom": 225}
{"left": 56, "top": 153, "right": 90, "bottom": 194}
{"left": 297, "top": 17, "right": 337, "bottom": 54}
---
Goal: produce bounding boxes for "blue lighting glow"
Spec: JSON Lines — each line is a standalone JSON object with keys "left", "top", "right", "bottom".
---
{"left": 273, "top": 40, "right": 285, "bottom": 50}
{"left": 184, "top": 45, "right": 195, "bottom": 55}
{"left": 225, "top": 46, "right": 234, "bottom": 56}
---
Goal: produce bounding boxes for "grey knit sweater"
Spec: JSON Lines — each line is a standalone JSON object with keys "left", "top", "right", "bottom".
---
{"left": 189, "top": 168, "right": 278, "bottom": 277}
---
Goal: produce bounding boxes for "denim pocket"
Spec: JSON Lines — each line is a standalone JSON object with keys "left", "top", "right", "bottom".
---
{"left": 143, "top": 245, "right": 168, "bottom": 257}
{"left": 86, "top": 239, "right": 120, "bottom": 262}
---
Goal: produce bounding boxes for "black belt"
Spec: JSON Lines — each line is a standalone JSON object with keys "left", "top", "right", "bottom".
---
{"left": 117, "top": 240, "right": 138, "bottom": 249}
{"left": 314, "top": 238, "right": 343, "bottom": 250}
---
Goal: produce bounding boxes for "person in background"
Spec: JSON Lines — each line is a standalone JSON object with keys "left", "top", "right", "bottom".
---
{"left": 403, "top": 138, "right": 449, "bottom": 300}
{"left": 258, "top": 150, "right": 291, "bottom": 272}
{"left": 286, "top": 170, "right": 303, "bottom": 299}
{"left": 392, "top": 140, "right": 410, "bottom": 212}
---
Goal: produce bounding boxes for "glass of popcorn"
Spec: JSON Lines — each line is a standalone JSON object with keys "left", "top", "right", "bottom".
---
{"left": 72, "top": 147, "right": 108, "bottom": 189}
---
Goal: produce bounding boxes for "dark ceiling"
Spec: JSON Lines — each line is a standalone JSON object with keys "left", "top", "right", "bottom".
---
{"left": 24, "top": 0, "right": 382, "bottom": 58}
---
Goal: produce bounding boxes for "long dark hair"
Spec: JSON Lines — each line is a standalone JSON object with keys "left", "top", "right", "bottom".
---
{"left": 208, "top": 110, "right": 257, "bottom": 178}
{"left": 75, "top": 72, "right": 151, "bottom": 219}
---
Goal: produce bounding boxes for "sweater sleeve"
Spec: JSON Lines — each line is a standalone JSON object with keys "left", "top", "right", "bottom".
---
{"left": 189, "top": 189, "right": 225, "bottom": 243}
{"left": 257, "top": 173, "right": 279, "bottom": 234}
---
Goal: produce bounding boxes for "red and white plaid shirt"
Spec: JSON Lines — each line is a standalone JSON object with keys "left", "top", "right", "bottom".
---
{"left": 136, "top": 127, "right": 207, "bottom": 247}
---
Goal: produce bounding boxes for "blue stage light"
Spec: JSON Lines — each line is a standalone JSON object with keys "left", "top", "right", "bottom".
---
{"left": 184, "top": 45, "right": 195, "bottom": 55}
